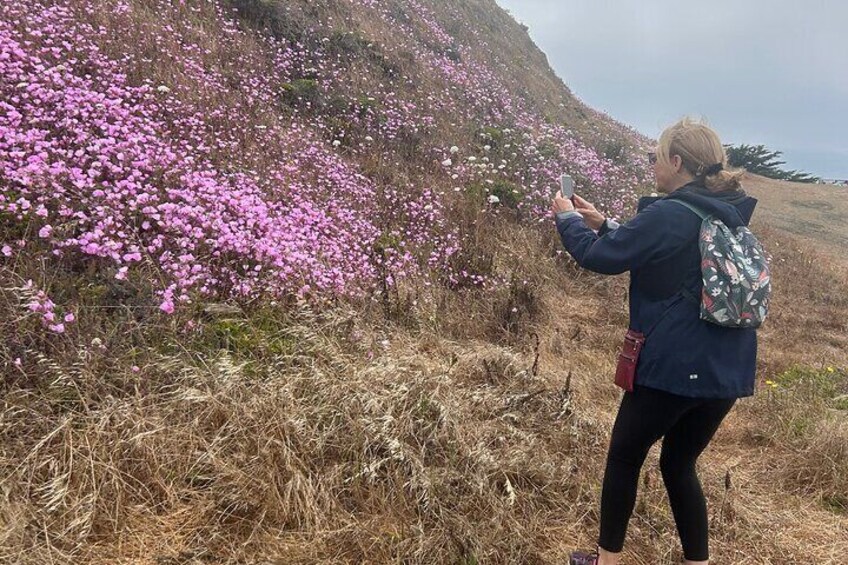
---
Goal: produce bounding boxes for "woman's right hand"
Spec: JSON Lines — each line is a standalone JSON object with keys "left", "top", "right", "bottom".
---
{"left": 573, "top": 194, "right": 605, "bottom": 231}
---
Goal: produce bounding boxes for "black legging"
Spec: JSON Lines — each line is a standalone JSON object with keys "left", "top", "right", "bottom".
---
{"left": 598, "top": 384, "right": 736, "bottom": 561}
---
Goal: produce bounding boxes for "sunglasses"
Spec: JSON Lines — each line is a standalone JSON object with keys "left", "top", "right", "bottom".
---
{"left": 647, "top": 152, "right": 657, "bottom": 165}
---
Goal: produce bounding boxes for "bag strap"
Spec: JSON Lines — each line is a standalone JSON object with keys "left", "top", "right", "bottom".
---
{"left": 666, "top": 198, "right": 709, "bottom": 307}
{"left": 666, "top": 198, "right": 709, "bottom": 219}
{"left": 640, "top": 199, "right": 709, "bottom": 335}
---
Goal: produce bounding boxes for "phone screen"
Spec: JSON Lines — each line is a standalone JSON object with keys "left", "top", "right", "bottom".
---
{"left": 560, "top": 174, "right": 574, "bottom": 199}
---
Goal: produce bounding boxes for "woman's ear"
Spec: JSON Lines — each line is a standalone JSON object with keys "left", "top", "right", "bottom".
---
{"left": 671, "top": 154, "right": 683, "bottom": 173}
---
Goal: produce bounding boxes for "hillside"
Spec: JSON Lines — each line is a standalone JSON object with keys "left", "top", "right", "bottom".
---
{"left": 744, "top": 174, "right": 848, "bottom": 261}
{"left": 1, "top": 1, "right": 847, "bottom": 564}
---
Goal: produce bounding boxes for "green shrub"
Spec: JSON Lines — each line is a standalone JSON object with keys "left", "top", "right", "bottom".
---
{"left": 198, "top": 312, "right": 299, "bottom": 359}
{"left": 479, "top": 126, "right": 505, "bottom": 150}
{"left": 327, "top": 30, "right": 400, "bottom": 78}
{"left": 488, "top": 179, "right": 521, "bottom": 209}
{"left": 762, "top": 365, "right": 848, "bottom": 439}
{"left": 281, "top": 78, "right": 321, "bottom": 107}
{"left": 773, "top": 365, "right": 847, "bottom": 402}
{"left": 600, "top": 140, "right": 627, "bottom": 164}
{"left": 536, "top": 140, "right": 559, "bottom": 160}
{"left": 327, "top": 30, "right": 372, "bottom": 57}
{"left": 229, "top": 0, "right": 306, "bottom": 41}
{"left": 355, "top": 95, "right": 380, "bottom": 118}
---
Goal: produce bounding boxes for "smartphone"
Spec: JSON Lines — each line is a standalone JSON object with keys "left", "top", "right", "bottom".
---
{"left": 560, "top": 174, "right": 575, "bottom": 202}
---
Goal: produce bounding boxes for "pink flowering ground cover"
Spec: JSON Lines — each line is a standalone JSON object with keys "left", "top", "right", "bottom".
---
{"left": 1, "top": 0, "right": 650, "bottom": 325}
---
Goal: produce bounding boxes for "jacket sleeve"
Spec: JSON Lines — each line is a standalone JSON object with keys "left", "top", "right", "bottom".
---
{"left": 555, "top": 201, "right": 692, "bottom": 275}
{"left": 598, "top": 218, "right": 620, "bottom": 236}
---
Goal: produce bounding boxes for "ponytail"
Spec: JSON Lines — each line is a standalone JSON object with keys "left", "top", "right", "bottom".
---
{"left": 704, "top": 167, "right": 745, "bottom": 192}
{"left": 658, "top": 117, "right": 747, "bottom": 193}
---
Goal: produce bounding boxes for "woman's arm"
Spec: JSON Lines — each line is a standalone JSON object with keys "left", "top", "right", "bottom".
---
{"left": 555, "top": 201, "right": 690, "bottom": 275}
{"left": 599, "top": 218, "right": 620, "bottom": 236}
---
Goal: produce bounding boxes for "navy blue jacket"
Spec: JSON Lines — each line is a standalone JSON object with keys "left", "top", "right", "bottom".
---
{"left": 555, "top": 182, "right": 759, "bottom": 399}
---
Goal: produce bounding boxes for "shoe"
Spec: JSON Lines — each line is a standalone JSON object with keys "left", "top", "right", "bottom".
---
{"left": 569, "top": 550, "right": 599, "bottom": 565}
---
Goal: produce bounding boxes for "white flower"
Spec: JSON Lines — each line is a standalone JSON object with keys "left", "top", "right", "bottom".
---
{"left": 441, "top": 159, "right": 452, "bottom": 167}
{"left": 484, "top": 145, "right": 491, "bottom": 151}
{"left": 487, "top": 195, "right": 500, "bottom": 204}
{"left": 157, "top": 85, "right": 170, "bottom": 93}
{"left": 450, "top": 146, "right": 459, "bottom": 154}
{"left": 364, "top": 136, "right": 374, "bottom": 142}
{"left": 332, "top": 140, "right": 341, "bottom": 147}
{"left": 467, "top": 156, "right": 477, "bottom": 162}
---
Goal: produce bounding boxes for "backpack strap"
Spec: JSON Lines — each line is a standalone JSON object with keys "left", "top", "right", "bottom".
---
{"left": 665, "top": 198, "right": 708, "bottom": 307}
{"left": 666, "top": 198, "right": 709, "bottom": 220}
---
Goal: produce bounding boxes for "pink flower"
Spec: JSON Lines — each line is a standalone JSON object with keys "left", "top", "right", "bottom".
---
{"left": 48, "top": 323, "right": 65, "bottom": 333}
{"left": 159, "top": 300, "right": 175, "bottom": 314}
{"left": 38, "top": 225, "right": 53, "bottom": 238}
{"left": 64, "top": 312, "right": 75, "bottom": 323}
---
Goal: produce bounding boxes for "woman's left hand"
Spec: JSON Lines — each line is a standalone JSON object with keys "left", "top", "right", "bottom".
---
{"left": 551, "top": 192, "right": 575, "bottom": 215}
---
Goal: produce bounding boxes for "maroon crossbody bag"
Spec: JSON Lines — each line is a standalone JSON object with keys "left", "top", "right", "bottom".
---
{"left": 614, "top": 329, "right": 644, "bottom": 392}
{"left": 614, "top": 294, "right": 687, "bottom": 392}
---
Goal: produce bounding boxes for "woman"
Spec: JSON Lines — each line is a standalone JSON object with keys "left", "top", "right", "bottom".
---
{"left": 552, "top": 118, "right": 759, "bottom": 565}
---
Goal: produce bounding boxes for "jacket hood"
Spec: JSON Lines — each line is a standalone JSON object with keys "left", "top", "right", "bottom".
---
{"left": 639, "top": 182, "right": 758, "bottom": 228}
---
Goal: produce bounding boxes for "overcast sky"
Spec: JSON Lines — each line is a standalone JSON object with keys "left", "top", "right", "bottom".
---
{"left": 495, "top": 0, "right": 848, "bottom": 179}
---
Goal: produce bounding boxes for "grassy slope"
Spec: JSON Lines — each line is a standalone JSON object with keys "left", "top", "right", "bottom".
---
{"left": 744, "top": 174, "right": 848, "bottom": 261}
{"left": 2, "top": 2, "right": 848, "bottom": 564}
{"left": 5, "top": 180, "right": 846, "bottom": 565}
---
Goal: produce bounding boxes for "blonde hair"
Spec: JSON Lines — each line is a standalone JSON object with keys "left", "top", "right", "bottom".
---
{"left": 657, "top": 117, "right": 745, "bottom": 192}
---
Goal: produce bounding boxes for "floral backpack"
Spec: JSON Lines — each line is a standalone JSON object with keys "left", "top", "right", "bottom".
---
{"left": 668, "top": 199, "right": 771, "bottom": 328}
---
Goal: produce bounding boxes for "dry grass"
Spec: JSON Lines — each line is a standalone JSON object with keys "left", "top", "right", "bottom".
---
{"left": 2, "top": 2, "right": 847, "bottom": 564}
{"left": 743, "top": 173, "right": 848, "bottom": 261}
{"left": 745, "top": 175, "right": 848, "bottom": 373}
{"left": 3, "top": 211, "right": 847, "bottom": 564}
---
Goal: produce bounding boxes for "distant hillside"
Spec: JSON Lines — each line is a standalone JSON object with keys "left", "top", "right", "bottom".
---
{"left": 744, "top": 173, "right": 848, "bottom": 261}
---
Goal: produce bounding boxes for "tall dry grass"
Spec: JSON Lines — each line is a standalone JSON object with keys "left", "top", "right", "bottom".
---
{"left": 1, "top": 1, "right": 846, "bottom": 562}
{"left": 3, "top": 215, "right": 847, "bottom": 564}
